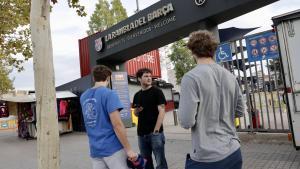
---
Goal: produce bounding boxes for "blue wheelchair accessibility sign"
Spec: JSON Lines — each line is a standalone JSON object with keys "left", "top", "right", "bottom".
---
{"left": 216, "top": 43, "right": 232, "bottom": 63}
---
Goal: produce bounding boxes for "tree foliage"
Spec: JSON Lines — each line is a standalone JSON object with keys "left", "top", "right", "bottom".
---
{"left": 168, "top": 39, "right": 196, "bottom": 84}
{"left": 111, "top": 0, "right": 127, "bottom": 24}
{"left": 87, "top": 0, "right": 127, "bottom": 35}
{"left": 0, "top": 65, "right": 13, "bottom": 95}
{"left": 0, "top": 0, "right": 86, "bottom": 94}
{"left": 0, "top": 0, "right": 86, "bottom": 69}
{"left": 0, "top": 0, "right": 31, "bottom": 94}
{"left": 0, "top": 0, "right": 31, "bottom": 71}
{"left": 52, "top": 0, "right": 86, "bottom": 16}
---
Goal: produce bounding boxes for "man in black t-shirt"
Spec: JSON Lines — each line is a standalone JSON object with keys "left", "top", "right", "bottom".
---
{"left": 133, "top": 68, "right": 168, "bottom": 169}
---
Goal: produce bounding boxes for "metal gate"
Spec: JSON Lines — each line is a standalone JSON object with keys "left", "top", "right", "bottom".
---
{"left": 218, "top": 34, "right": 290, "bottom": 133}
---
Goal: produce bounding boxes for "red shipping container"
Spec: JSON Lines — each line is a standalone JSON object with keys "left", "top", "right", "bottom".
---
{"left": 79, "top": 37, "right": 161, "bottom": 78}
{"left": 125, "top": 50, "right": 161, "bottom": 78}
{"left": 79, "top": 37, "right": 91, "bottom": 77}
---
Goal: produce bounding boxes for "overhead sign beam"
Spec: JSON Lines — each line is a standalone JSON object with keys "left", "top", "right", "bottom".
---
{"left": 86, "top": 0, "right": 278, "bottom": 65}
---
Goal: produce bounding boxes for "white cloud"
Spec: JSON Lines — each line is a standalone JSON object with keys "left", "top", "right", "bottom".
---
{"left": 220, "top": 0, "right": 300, "bottom": 34}
{"left": 10, "top": 0, "right": 300, "bottom": 89}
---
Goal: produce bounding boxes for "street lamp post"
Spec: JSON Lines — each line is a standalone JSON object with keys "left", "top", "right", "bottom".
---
{"left": 135, "top": 0, "right": 140, "bottom": 13}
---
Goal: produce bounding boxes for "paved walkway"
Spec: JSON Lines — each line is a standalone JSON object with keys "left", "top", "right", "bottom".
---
{"left": 0, "top": 112, "right": 299, "bottom": 169}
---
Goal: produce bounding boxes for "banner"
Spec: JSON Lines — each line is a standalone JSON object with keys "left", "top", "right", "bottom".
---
{"left": 111, "top": 72, "right": 132, "bottom": 121}
{"left": 246, "top": 31, "right": 279, "bottom": 62}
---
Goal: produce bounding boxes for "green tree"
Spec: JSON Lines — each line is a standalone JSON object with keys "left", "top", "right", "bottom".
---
{"left": 111, "top": 0, "right": 127, "bottom": 23}
{"left": 0, "top": 0, "right": 31, "bottom": 93}
{"left": 0, "top": 0, "right": 31, "bottom": 71}
{"left": 0, "top": 65, "right": 13, "bottom": 95}
{"left": 168, "top": 39, "right": 196, "bottom": 84}
{"left": 87, "top": 0, "right": 127, "bottom": 35}
{"left": 0, "top": 0, "right": 86, "bottom": 94}
{"left": 87, "top": 0, "right": 113, "bottom": 35}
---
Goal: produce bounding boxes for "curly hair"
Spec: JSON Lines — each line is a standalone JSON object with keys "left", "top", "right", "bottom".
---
{"left": 187, "top": 30, "right": 218, "bottom": 58}
{"left": 136, "top": 68, "right": 152, "bottom": 79}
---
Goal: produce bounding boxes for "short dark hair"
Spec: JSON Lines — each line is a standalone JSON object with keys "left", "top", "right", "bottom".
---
{"left": 136, "top": 68, "right": 152, "bottom": 78}
{"left": 92, "top": 65, "right": 112, "bottom": 82}
{"left": 187, "top": 30, "right": 218, "bottom": 58}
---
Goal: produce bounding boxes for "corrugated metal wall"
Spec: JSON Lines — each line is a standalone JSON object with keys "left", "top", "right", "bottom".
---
{"left": 125, "top": 49, "right": 161, "bottom": 78}
{"left": 79, "top": 38, "right": 91, "bottom": 77}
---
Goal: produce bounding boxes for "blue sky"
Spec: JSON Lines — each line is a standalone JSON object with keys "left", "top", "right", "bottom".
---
{"left": 10, "top": 0, "right": 300, "bottom": 90}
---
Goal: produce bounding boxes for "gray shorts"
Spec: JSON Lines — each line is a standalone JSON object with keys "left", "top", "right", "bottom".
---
{"left": 91, "top": 149, "right": 129, "bottom": 169}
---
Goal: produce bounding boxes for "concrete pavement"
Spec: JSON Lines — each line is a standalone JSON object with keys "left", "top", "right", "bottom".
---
{"left": 0, "top": 112, "right": 299, "bottom": 169}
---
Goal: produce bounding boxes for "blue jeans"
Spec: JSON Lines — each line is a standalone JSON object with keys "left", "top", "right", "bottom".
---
{"left": 138, "top": 132, "right": 168, "bottom": 169}
{"left": 185, "top": 148, "right": 243, "bottom": 169}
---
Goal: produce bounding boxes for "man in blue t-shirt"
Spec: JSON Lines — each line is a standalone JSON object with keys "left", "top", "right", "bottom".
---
{"left": 80, "top": 65, "right": 137, "bottom": 169}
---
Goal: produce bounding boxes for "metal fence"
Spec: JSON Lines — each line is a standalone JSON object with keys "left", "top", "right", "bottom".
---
{"left": 219, "top": 38, "right": 290, "bottom": 133}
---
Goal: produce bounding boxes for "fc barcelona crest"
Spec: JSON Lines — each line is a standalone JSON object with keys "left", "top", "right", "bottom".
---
{"left": 95, "top": 37, "right": 104, "bottom": 52}
{"left": 195, "top": 0, "right": 206, "bottom": 6}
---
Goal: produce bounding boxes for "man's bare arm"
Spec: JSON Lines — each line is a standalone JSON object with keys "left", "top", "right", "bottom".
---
{"left": 154, "top": 104, "right": 165, "bottom": 132}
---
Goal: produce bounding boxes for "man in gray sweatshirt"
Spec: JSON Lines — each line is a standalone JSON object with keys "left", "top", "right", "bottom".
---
{"left": 178, "top": 30, "right": 246, "bottom": 169}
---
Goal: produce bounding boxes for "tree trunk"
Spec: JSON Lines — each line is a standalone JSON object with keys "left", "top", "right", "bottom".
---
{"left": 30, "top": 0, "right": 60, "bottom": 169}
